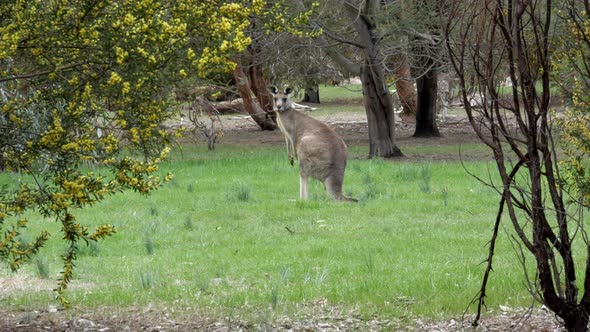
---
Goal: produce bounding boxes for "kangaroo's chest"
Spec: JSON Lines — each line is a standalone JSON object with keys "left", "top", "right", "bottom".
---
{"left": 276, "top": 113, "right": 296, "bottom": 140}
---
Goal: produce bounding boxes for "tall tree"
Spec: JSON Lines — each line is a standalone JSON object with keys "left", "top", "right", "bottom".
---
{"left": 234, "top": 17, "right": 278, "bottom": 130}
{"left": 229, "top": 3, "right": 319, "bottom": 130}
{"left": 410, "top": 0, "right": 442, "bottom": 137}
{"left": 232, "top": 21, "right": 278, "bottom": 131}
{"left": 233, "top": 55, "right": 277, "bottom": 130}
{"left": 445, "top": 1, "right": 590, "bottom": 330}
{"left": 303, "top": 0, "right": 403, "bottom": 158}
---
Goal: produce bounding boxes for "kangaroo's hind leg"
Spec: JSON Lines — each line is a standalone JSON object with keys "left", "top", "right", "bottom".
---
{"left": 324, "top": 174, "right": 344, "bottom": 201}
{"left": 300, "top": 174, "right": 309, "bottom": 200}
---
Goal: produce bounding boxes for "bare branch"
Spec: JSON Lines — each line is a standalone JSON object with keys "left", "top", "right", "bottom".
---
{"left": 315, "top": 21, "right": 366, "bottom": 49}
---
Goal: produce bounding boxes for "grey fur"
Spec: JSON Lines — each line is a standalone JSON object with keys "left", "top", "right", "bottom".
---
{"left": 270, "top": 86, "right": 356, "bottom": 202}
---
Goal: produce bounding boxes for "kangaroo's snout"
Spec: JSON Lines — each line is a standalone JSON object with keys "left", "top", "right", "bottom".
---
{"left": 273, "top": 97, "right": 289, "bottom": 111}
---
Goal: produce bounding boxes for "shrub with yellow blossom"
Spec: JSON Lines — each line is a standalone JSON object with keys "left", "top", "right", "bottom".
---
{"left": 0, "top": 0, "right": 312, "bottom": 306}
{"left": 555, "top": 2, "right": 590, "bottom": 207}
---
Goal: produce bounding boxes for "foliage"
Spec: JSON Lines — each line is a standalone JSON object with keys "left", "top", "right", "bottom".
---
{"left": 0, "top": 0, "right": 286, "bottom": 306}
{"left": 258, "top": 1, "right": 339, "bottom": 90}
{"left": 556, "top": 1, "right": 590, "bottom": 207}
{"left": 561, "top": 100, "right": 590, "bottom": 207}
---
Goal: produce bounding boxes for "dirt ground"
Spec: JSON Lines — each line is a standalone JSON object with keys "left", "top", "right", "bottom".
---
{"left": 0, "top": 301, "right": 566, "bottom": 331}
{"left": 0, "top": 112, "right": 567, "bottom": 331}
{"left": 216, "top": 111, "right": 481, "bottom": 153}
{"left": 195, "top": 110, "right": 500, "bottom": 165}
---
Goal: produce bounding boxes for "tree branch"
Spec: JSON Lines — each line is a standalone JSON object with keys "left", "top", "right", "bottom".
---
{"left": 0, "top": 62, "right": 88, "bottom": 83}
{"left": 314, "top": 35, "right": 361, "bottom": 76}
{"left": 316, "top": 22, "right": 366, "bottom": 49}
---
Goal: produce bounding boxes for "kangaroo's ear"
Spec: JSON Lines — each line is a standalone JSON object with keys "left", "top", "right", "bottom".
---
{"left": 284, "top": 87, "right": 293, "bottom": 95}
{"left": 269, "top": 85, "right": 278, "bottom": 95}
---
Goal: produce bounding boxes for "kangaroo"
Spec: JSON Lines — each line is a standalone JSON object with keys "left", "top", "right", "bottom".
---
{"left": 270, "top": 86, "right": 356, "bottom": 202}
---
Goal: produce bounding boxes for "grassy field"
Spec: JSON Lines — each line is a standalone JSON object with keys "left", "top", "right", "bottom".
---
{"left": 295, "top": 84, "right": 366, "bottom": 115}
{"left": 318, "top": 84, "right": 363, "bottom": 103}
{"left": 1, "top": 140, "right": 543, "bottom": 324}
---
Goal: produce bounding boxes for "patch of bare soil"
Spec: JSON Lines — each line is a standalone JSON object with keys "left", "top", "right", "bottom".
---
{"left": 198, "top": 111, "right": 486, "bottom": 162}
{"left": 0, "top": 303, "right": 565, "bottom": 331}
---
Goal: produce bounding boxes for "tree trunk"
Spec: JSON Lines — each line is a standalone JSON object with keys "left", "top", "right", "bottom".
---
{"left": 302, "top": 81, "right": 320, "bottom": 103}
{"left": 390, "top": 54, "right": 417, "bottom": 116}
{"left": 562, "top": 308, "right": 590, "bottom": 332}
{"left": 361, "top": 62, "right": 403, "bottom": 158}
{"left": 245, "top": 18, "right": 274, "bottom": 118}
{"left": 248, "top": 59, "right": 272, "bottom": 112}
{"left": 347, "top": 0, "right": 402, "bottom": 158}
{"left": 414, "top": 66, "right": 440, "bottom": 137}
{"left": 411, "top": 0, "right": 441, "bottom": 138}
{"left": 307, "top": 0, "right": 403, "bottom": 158}
{"left": 233, "top": 58, "right": 277, "bottom": 131}
{"left": 247, "top": 57, "right": 276, "bottom": 124}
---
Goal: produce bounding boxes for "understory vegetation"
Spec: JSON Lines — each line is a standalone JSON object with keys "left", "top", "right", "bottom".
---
{"left": 0, "top": 139, "right": 554, "bottom": 323}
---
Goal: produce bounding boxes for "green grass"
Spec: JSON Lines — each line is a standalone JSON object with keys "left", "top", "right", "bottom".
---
{"left": 313, "top": 103, "right": 365, "bottom": 115}
{"left": 318, "top": 84, "right": 364, "bottom": 103}
{"left": 0, "top": 142, "right": 551, "bottom": 324}
{"left": 310, "top": 84, "right": 365, "bottom": 115}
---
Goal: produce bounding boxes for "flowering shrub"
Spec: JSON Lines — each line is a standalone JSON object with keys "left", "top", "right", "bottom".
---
{"left": 0, "top": 0, "right": 315, "bottom": 305}
{"left": 555, "top": 4, "right": 590, "bottom": 207}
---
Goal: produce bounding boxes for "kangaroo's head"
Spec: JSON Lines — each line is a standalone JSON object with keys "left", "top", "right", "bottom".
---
{"left": 269, "top": 86, "right": 293, "bottom": 112}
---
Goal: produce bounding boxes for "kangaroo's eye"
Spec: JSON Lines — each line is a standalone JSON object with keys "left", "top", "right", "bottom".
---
{"left": 282, "top": 98, "right": 287, "bottom": 103}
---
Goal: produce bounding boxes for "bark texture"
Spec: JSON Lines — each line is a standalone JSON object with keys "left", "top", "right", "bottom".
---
{"left": 302, "top": 82, "right": 320, "bottom": 104}
{"left": 414, "top": 67, "right": 440, "bottom": 137}
{"left": 390, "top": 54, "right": 417, "bottom": 116}
{"left": 233, "top": 57, "right": 276, "bottom": 131}
{"left": 412, "top": 0, "right": 442, "bottom": 138}
{"left": 345, "top": 0, "right": 402, "bottom": 158}
{"left": 361, "top": 63, "right": 402, "bottom": 158}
